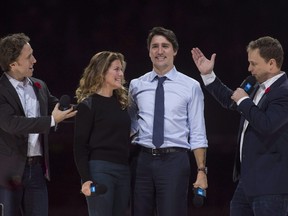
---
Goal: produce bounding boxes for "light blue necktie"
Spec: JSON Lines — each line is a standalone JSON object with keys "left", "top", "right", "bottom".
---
{"left": 152, "top": 76, "right": 166, "bottom": 148}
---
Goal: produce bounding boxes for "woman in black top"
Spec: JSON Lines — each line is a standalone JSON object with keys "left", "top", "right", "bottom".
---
{"left": 74, "top": 51, "right": 131, "bottom": 216}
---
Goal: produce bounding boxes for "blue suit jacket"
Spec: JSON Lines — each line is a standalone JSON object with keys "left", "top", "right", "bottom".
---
{"left": 0, "top": 74, "right": 58, "bottom": 188}
{"left": 205, "top": 73, "right": 288, "bottom": 196}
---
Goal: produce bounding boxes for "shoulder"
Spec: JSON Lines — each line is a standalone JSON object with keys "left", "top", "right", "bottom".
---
{"left": 269, "top": 73, "right": 288, "bottom": 97}
{"left": 131, "top": 72, "right": 152, "bottom": 84}
{"left": 173, "top": 71, "right": 201, "bottom": 89}
{"left": 79, "top": 95, "right": 94, "bottom": 109}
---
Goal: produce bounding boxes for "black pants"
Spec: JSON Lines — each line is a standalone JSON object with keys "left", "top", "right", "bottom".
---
{"left": 131, "top": 150, "right": 190, "bottom": 216}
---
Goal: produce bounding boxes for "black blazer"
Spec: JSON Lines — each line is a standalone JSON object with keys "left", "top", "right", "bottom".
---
{"left": 205, "top": 73, "right": 288, "bottom": 196}
{"left": 0, "top": 73, "right": 58, "bottom": 188}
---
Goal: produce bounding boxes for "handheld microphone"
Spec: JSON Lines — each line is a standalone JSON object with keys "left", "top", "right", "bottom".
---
{"left": 230, "top": 75, "right": 256, "bottom": 109}
{"left": 193, "top": 187, "right": 206, "bottom": 208}
{"left": 239, "top": 75, "right": 256, "bottom": 93}
{"left": 59, "top": 95, "right": 71, "bottom": 111}
{"left": 90, "top": 183, "right": 108, "bottom": 196}
{"left": 55, "top": 95, "right": 73, "bottom": 132}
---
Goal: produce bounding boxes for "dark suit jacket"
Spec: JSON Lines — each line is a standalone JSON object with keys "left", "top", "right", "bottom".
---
{"left": 205, "top": 73, "right": 288, "bottom": 196}
{"left": 0, "top": 73, "right": 58, "bottom": 188}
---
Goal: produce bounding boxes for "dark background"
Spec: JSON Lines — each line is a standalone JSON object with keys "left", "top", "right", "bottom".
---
{"left": 1, "top": 0, "right": 288, "bottom": 215}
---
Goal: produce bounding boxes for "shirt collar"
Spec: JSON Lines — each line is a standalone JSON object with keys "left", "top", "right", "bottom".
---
{"left": 149, "top": 66, "right": 178, "bottom": 82}
{"left": 260, "top": 72, "right": 285, "bottom": 90}
{"left": 5, "top": 72, "right": 32, "bottom": 88}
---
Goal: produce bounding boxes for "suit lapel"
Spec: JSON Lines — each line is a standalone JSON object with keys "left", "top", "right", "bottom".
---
{"left": 0, "top": 74, "right": 25, "bottom": 114}
{"left": 257, "top": 94, "right": 267, "bottom": 108}
{"left": 30, "top": 78, "right": 45, "bottom": 116}
{"left": 257, "top": 73, "right": 287, "bottom": 108}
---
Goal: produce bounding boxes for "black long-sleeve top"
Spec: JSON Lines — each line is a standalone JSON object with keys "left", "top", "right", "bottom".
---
{"left": 74, "top": 94, "right": 131, "bottom": 182}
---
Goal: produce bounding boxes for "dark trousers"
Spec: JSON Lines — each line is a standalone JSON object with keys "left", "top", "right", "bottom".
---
{"left": 131, "top": 151, "right": 190, "bottom": 216}
{"left": 86, "top": 160, "right": 131, "bottom": 216}
{"left": 0, "top": 162, "right": 48, "bottom": 216}
{"left": 230, "top": 180, "right": 288, "bottom": 216}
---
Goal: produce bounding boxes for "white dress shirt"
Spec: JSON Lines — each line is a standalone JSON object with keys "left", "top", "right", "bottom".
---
{"left": 6, "top": 73, "right": 42, "bottom": 156}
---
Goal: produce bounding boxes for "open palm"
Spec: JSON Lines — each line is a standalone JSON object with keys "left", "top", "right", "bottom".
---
{"left": 191, "top": 48, "right": 216, "bottom": 75}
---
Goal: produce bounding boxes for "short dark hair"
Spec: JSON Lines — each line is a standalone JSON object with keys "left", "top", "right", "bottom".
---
{"left": 247, "top": 36, "right": 284, "bottom": 69}
{"left": 0, "top": 33, "right": 30, "bottom": 72}
{"left": 146, "top": 27, "right": 179, "bottom": 52}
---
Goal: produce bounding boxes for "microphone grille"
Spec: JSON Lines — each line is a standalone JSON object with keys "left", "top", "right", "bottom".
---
{"left": 59, "top": 95, "right": 71, "bottom": 110}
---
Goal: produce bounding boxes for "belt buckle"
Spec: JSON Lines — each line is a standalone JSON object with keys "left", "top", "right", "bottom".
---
{"left": 27, "top": 157, "right": 33, "bottom": 164}
{"left": 152, "top": 149, "right": 158, "bottom": 156}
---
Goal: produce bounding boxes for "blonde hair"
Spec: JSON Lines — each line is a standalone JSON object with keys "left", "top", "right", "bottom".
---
{"left": 75, "top": 51, "right": 128, "bottom": 109}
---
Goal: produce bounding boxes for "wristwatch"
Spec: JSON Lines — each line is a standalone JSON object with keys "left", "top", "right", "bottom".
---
{"left": 197, "top": 167, "right": 208, "bottom": 175}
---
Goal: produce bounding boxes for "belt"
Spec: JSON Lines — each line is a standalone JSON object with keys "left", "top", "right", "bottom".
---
{"left": 26, "top": 156, "right": 43, "bottom": 166}
{"left": 140, "top": 146, "right": 188, "bottom": 156}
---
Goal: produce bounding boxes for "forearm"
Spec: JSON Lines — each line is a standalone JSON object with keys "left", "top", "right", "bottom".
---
{"left": 193, "top": 147, "right": 207, "bottom": 170}
{"left": 193, "top": 147, "right": 208, "bottom": 189}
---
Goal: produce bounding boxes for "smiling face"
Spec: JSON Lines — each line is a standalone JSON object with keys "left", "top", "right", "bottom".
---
{"left": 149, "top": 35, "right": 177, "bottom": 75}
{"left": 9, "top": 43, "right": 37, "bottom": 81}
{"left": 103, "top": 59, "right": 124, "bottom": 91}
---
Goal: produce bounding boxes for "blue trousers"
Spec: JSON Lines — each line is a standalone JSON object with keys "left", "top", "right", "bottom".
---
{"left": 86, "top": 160, "right": 130, "bottom": 216}
{"left": 230, "top": 180, "right": 288, "bottom": 216}
{"left": 131, "top": 151, "right": 190, "bottom": 216}
{"left": 0, "top": 162, "right": 48, "bottom": 216}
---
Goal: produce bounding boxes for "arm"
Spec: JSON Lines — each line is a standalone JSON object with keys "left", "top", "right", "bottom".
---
{"left": 128, "top": 80, "right": 139, "bottom": 137}
{"left": 239, "top": 84, "right": 288, "bottom": 135}
{"left": 193, "top": 148, "right": 208, "bottom": 189}
{"left": 0, "top": 94, "right": 51, "bottom": 134}
{"left": 188, "top": 82, "right": 208, "bottom": 189}
{"left": 73, "top": 100, "right": 94, "bottom": 186}
{"left": 191, "top": 48, "right": 250, "bottom": 108}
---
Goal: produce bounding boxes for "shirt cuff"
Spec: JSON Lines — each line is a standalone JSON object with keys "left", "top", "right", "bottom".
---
{"left": 237, "top": 96, "right": 249, "bottom": 105}
{"left": 51, "top": 116, "right": 55, "bottom": 127}
{"left": 201, "top": 71, "right": 216, "bottom": 86}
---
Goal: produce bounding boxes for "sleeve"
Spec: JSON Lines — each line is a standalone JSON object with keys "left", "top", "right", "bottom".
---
{"left": 205, "top": 77, "right": 234, "bottom": 109}
{"left": 188, "top": 82, "right": 208, "bottom": 150}
{"left": 128, "top": 80, "right": 139, "bottom": 136}
{"left": 0, "top": 87, "right": 51, "bottom": 135}
{"left": 73, "top": 99, "right": 94, "bottom": 182}
{"left": 238, "top": 86, "right": 288, "bottom": 135}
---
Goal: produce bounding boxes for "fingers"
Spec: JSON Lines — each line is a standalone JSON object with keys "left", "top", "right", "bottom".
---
{"left": 191, "top": 47, "right": 202, "bottom": 59}
{"left": 65, "top": 109, "right": 77, "bottom": 119}
{"left": 211, "top": 53, "right": 216, "bottom": 63}
{"left": 191, "top": 47, "right": 217, "bottom": 62}
{"left": 52, "top": 105, "right": 77, "bottom": 124}
{"left": 62, "top": 107, "right": 77, "bottom": 119}
{"left": 193, "top": 171, "right": 208, "bottom": 189}
{"left": 81, "top": 181, "right": 93, "bottom": 196}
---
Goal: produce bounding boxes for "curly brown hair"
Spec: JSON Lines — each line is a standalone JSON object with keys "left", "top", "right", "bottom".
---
{"left": 75, "top": 51, "right": 129, "bottom": 109}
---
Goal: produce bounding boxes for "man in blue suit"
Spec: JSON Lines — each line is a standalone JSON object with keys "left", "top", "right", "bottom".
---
{"left": 0, "top": 33, "right": 77, "bottom": 216}
{"left": 191, "top": 36, "right": 288, "bottom": 215}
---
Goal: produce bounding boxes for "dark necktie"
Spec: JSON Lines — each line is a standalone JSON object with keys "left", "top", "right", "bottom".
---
{"left": 152, "top": 76, "right": 166, "bottom": 148}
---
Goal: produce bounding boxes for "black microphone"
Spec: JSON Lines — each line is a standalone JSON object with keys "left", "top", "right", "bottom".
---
{"left": 239, "top": 75, "right": 256, "bottom": 94}
{"left": 193, "top": 187, "right": 206, "bottom": 208}
{"left": 59, "top": 95, "right": 71, "bottom": 111}
{"left": 230, "top": 75, "right": 257, "bottom": 109}
{"left": 90, "top": 183, "right": 108, "bottom": 196}
{"left": 55, "top": 95, "right": 72, "bottom": 132}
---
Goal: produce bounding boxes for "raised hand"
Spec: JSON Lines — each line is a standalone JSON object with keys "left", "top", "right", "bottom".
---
{"left": 191, "top": 48, "right": 216, "bottom": 75}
